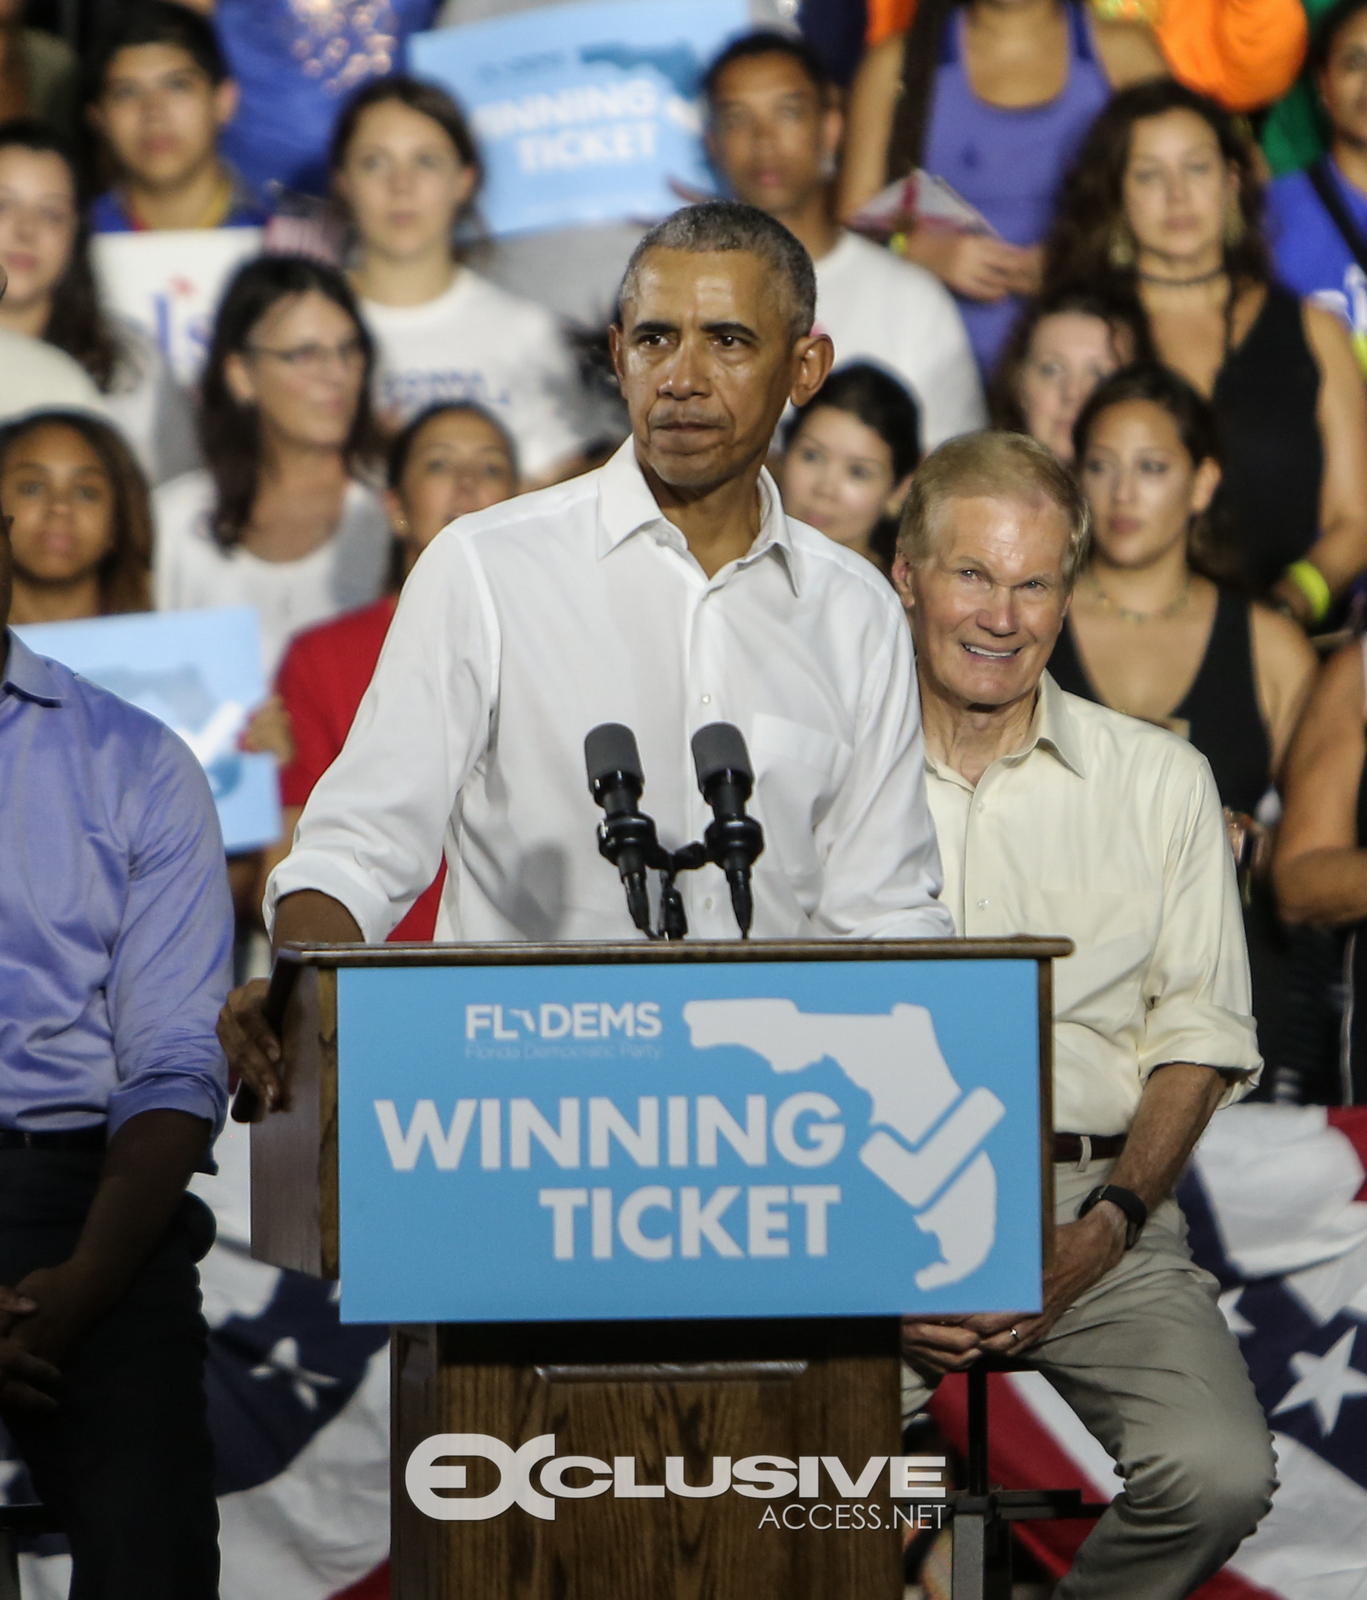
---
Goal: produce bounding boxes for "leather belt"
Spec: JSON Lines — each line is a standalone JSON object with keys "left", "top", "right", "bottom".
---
{"left": 1053, "top": 1132, "right": 1126, "bottom": 1164}
{"left": 0, "top": 1126, "right": 106, "bottom": 1152}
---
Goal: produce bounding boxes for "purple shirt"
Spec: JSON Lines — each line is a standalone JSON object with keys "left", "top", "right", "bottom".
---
{"left": 922, "top": 2, "right": 1111, "bottom": 376}
{"left": 0, "top": 634, "right": 231, "bottom": 1151}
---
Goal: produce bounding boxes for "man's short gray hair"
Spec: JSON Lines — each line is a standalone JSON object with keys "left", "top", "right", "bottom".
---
{"left": 897, "top": 431, "right": 1092, "bottom": 588}
{"left": 616, "top": 201, "right": 816, "bottom": 341}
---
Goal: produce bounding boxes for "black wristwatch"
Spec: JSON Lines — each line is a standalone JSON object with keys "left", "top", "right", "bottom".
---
{"left": 1077, "top": 1183, "right": 1148, "bottom": 1250}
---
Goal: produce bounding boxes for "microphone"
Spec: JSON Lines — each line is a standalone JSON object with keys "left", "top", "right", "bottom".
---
{"left": 691, "top": 722, "right": 764, "bottom": 937}
{"left": 584, "top": 723, "right": 658, "bottom": 935}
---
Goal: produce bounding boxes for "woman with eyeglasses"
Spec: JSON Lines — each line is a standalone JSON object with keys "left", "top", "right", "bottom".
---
{"left": 153, "top": 254, "right": 389, "bottom": 679}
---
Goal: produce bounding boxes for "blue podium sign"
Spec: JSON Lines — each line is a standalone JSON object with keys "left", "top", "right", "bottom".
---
{"left": 335, "top": 957, "right": 1044, "bottom": 1324}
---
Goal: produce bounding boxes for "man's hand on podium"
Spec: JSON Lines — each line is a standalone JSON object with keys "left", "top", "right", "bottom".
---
{"left": 220, "top": 890, "right": 365, "bottom": 1119}
{"left": 218, "top": 979, "right": 288, "bottom": 1117}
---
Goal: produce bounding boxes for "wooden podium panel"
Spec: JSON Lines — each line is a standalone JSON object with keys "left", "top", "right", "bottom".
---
{"left": 392, "top": 1317, "right": 903, "bottom": 1600}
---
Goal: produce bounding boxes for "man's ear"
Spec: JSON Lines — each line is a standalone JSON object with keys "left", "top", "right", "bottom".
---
{"left": 891, "top": 553, "right": 916, "bottom": 611}
{"left": 607, "top": 322, "right": 625, "bottom": 386}
{"left": 213, "top": 78, "right": 240, "bottom": 131}
{"left": 791, "top": 331, "right": 834, "bottom": 407}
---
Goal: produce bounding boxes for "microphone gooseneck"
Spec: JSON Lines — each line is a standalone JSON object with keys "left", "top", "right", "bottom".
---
{"left": 691, "top": 723, "right": 765, "bottom": 938}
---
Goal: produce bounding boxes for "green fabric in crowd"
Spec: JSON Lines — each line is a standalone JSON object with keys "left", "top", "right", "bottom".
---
{"left": 1262, "top": 0, "right": 1337, "bottom": 175}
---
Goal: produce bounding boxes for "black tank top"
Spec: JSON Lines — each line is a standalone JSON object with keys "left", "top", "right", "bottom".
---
{"left": 1211, "top": 285, "right": 1323, "bottom": 593}
{"left": 1047, "top": 588, "right": 1270, "bottom": 814}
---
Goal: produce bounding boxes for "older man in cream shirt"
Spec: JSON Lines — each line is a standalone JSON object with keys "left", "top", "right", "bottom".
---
{"left": 892, "top": 432, "right": 1275, "bottom": 1600}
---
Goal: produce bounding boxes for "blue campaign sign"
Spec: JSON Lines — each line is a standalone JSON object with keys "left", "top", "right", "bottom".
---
{"left": 408, "top": 0, "right": 748, "bottom": 237}
{"left": 335, "top": 959, "right": 1044, "bottom": 1323}
{"left": 15, "top": 606, "right": 281, "bottom": 854}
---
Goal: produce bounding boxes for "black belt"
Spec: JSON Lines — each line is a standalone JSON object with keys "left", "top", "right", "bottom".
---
{"left": 1053, "top": 1132, "right": 1126, "bottom": 1163}
{"left": 0, "top": 1126, "right": 106, "bottom": 1152}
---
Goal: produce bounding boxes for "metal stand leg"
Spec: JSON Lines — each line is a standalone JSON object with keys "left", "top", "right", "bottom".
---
{"left": 0, "top": 1533, "right": 21, "bottom": 1600}
{"left": 950, "top": 1367, "right": 1012, "bottom": 1600}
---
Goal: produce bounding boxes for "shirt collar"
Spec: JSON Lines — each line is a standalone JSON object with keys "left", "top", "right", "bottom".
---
{"left": 595, "top": 438, "right": 803, "bottom": 596}
{"left": 1, "top": 631, "right": 64, "bottom": 706}
{"left": 1033, "top": 671, "right": 1087, "bottom": 777}
{"left": 925, "top": 671, "right": 1087, "bottom": 788}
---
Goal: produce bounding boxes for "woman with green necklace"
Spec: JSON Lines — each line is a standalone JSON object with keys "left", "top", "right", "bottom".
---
{"left": 1053, "top": 361, "right": 1315, "bottom": 812}
{"left": 1052, "top": 360, "right": 1319, "bottom": 1090}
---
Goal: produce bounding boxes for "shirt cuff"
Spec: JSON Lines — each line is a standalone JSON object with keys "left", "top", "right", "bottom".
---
{"left": 265, "top": 849, "right": 395, "bottom": 944}
{"left": 106, "top": 1071, "right": 228, "bottom": 1172}
{"left": 1139, "top": 1002, "right": 1263, "bottom": 1102}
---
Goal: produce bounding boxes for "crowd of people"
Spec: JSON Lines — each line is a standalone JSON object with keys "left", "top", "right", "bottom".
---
{"left": 13, "top": 3, "right": 1367, "bottom": 1594}
{"left": 5, "top": 0, "right": 1367, "bottom": 1112}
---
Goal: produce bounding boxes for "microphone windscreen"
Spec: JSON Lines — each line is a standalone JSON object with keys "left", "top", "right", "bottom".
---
{"left": 585, "top": 722, "right": 644, "bottom": 785}
{"left": 691, "top": 722, "right": 752, "bottom": 787}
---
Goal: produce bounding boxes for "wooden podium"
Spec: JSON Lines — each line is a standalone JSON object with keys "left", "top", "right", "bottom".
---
{"left": 248, "top": 938, "right": 1063, "bottom": 1599}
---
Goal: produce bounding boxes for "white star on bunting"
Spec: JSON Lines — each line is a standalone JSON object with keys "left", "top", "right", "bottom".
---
{"left": 249, "top": 1336, "right": 340, "bottom": 1411}
{"left": 1272, "top": 1327, "right": 1367, "bottom": 1434}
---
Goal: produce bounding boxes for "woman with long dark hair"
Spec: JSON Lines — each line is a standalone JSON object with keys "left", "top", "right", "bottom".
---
{"left": 777, "top": 362, "right": 920, "bottom": 575}
{"left": 0, "top": 118, "right": 197, "bottom": 483}
{"left": 332, "top": 75, "right": 587, "bottom": 487}
{"left": 1056, "top": 362, "right": 1315, "bottom": 794}
{"left": 837, "top": 0, "right": 1164, "bottom": 374}
{"left": 1058, "top": 362, "right": 1317, "bottom": 1094}
{"left": 0, "top": 408, "right": 152, "bottom": 621}
{"left": 1044, "top": 78, "right": 1367, "bottom": 622}
{"left": 989, "top": 280, "right": 1153, "bottom": 459}
{"left": 153, "top": 254, "right": 388, "bottom": 677}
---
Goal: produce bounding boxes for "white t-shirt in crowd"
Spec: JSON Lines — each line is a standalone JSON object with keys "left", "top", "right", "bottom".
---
{"left": 104, "top": 319, "right": 201, "bottom": 487}
{"left": 361, "top": 269, "right": 588, "bottom": 480}
{"left": 0, "top": 328, "right": 109, "bottom": 422}
{"left": 813, "top": 231, "right": 986, "bottom": 451}
{"left": 153, "top": 470, "right": 390, "bottom": 679}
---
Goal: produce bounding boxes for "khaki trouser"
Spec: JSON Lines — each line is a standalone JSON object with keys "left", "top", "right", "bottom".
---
{"left": 903, "top": 1156, "right": 1277, "bottom": 1600}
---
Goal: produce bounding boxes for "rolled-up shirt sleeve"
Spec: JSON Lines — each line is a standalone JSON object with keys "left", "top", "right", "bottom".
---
{"left": 105, "top": 727, "right": 232, "bottom": 1145}
{"left": 812, "top": 591, "right": 955, "bottom": 940}
{"left": 265, "top": 531, "right": 497, "bottom": 941}
{"left": 1138, "top": 752, "right": 1262, "bottom": 1099}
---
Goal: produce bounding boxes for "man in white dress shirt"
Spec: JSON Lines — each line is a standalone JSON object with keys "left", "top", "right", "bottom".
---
{"left": 891, "top": 432, "right": 1274, "bottom": 1600}
{"left": 220, "top": 200, "right": 954, "bottom": 1102}
{"left": 704, "top": 31, "right": 986, "bottom": 451}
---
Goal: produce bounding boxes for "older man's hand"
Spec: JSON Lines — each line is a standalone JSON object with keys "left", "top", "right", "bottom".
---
{"left": 903, "top": 1207, "right": 1128, "bottom": 1380}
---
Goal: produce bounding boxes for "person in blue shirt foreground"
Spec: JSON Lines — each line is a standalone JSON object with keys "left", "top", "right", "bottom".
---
{"left": 0, "top": 332, "right": 233, "bottom": 1594}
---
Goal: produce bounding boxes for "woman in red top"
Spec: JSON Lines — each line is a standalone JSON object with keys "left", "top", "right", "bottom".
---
{"left": 265, "top": 400, "right": 518, "bottom": 937}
